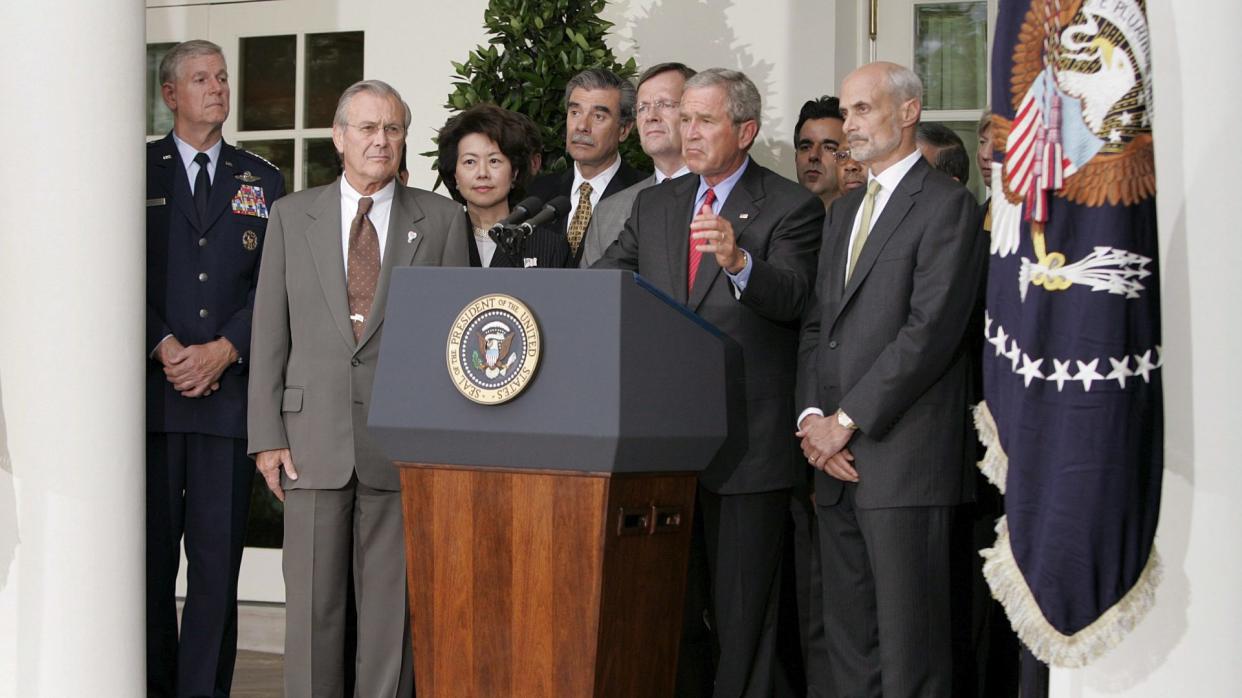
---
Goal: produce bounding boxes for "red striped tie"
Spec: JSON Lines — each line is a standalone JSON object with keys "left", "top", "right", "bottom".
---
{"left": 687, "top": 188, "right": 716, "bottom": 294}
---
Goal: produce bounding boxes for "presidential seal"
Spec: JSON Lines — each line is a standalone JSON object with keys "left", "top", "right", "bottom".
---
{"left": 446, "top": 294, "right": 541, "bottom": 405}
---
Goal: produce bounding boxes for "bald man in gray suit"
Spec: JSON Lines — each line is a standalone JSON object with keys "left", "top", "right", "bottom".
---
{"left": 797, "top": 62, "right": 984, "bottom": 698}
{"left": 248, "top": 80, "right": 468, "bottom": 696}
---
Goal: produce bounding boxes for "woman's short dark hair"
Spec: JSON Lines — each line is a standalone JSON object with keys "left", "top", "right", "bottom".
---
{"left": 438, "top": 104, "right": 537, "bottom": 205}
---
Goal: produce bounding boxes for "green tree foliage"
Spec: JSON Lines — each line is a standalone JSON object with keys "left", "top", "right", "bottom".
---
{"left": 433, "top": 0, "right": 650, "bottom": 177}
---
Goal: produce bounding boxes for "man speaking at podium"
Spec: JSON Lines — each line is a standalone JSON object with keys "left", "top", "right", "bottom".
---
{"left": 595, "top": 68, "right": 823, "bottom": 697}
{"left": 248, "top": 79, "right": 468, "bottom": 696}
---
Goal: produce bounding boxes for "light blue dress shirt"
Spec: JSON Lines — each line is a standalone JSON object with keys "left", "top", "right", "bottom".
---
{"left": 691, "top": 157, "right": 753, "bottom": 292}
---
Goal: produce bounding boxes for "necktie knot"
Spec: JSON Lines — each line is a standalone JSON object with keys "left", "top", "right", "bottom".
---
{"left": 702, "top": 187, "right": 717, "bottom": 210}
{"left": 847, "top": 179, "right": 884, "bottom": 282}
{"left": 566, "top": 182, "right": 594, "bottom": 256}
{"left": 194, "top": 152, "right": 211, "bottom": 167}
{"left": 357, "top": 196, "right": 374, "bottom": 216}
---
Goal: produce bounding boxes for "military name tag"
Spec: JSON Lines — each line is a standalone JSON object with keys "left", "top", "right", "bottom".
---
{"left": 231, "top": 184, "right": 269, "bottom": 218}
{"left": 446, "top": 294, "right": 541, "bottom": 405}
{"left": 146, "top": 197, "right": 166, "bottom": 207}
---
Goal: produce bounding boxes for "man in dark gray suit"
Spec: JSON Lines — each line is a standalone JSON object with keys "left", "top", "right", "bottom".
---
{"left": 796, "top": 62, "right": 985, "bottom": 697}
{"left": 526, "top": 68, "right": 645, "bottom": 265}
{"left": 248, "top": 80, "right": 468, "bottom": 696}
{"left": 596, "top": 68, "right": 823, "bottom": 697}
{"left": 579, "top": 62, "right": 695, "bottom": 267}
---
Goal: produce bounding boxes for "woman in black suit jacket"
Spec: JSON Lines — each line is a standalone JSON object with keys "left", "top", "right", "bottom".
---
{"left": 437, "top": 105, "right": 571, "bottom": 268}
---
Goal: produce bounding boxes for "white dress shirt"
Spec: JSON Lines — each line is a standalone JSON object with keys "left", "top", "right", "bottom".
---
{"left": 567, "top": 155, "right": 623, "bottom": 223}
{"left": 172, "top": 132, "right": 222, "bottom": 194}
{"left": 339, "top": 177, "right": 395, "bottom": 280}
{"left": 655, "top": 164, "right": 691, "bottom": 183}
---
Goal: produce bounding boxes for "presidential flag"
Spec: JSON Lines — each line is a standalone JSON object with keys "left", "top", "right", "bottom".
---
{"left": 977, "top": 0, "right": 1163, "bottom": 667}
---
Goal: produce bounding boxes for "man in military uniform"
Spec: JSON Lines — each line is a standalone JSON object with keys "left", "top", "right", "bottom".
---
{"left": 146, "top": 39, "right": 285, "bottom": 698}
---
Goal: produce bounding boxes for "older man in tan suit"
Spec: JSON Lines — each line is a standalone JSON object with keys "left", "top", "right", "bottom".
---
{"left": 248, "top": 79, "right": 468, "bottom": 697}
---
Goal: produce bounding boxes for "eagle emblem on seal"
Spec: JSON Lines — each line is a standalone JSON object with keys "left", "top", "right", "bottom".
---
{"left": 988, "top": 0, "right": 1155, "bottom": 301}
{"left": 472, "top": 320, "right": 517, "bottom": 378}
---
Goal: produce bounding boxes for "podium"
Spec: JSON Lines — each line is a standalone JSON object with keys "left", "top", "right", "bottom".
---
{"left": 369, "top": 269, "right": 728, "bottom": 697}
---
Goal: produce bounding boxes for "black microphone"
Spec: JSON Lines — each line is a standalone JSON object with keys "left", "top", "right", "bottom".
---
{"left": 488, "top": 195, "right": 543, "bottom": 231}
{"left": 519, "top": 195, "right": 572, "bottom": 232}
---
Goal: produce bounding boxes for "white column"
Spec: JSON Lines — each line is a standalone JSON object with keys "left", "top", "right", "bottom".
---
{"left": 0, "top": 2, "right": 146, "bottom": 696}
{"left": 1050, "top": 0, "right": 1242, "bottom": 696}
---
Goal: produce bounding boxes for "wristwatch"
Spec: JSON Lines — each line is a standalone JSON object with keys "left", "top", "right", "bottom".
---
{"left": 836, "top": 409, "right": 858, "bottom": 430}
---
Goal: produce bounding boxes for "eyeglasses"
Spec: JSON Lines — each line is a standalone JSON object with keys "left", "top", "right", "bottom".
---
{"left": 636, "top": 100, "right": 680, "bottom": 115}
{"left": 831, "top": 149, "right": 853, "bottom": 163}
{"left": 348, "top": 122, "right": 407, "bottom": 140}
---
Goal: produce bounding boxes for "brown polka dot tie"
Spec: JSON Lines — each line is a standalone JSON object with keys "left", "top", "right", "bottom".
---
{"left": 566, "top": 181, "right": 593, "bottom": 256}
{"left": 347, "top": 196, "right": 380, "bottom": 342}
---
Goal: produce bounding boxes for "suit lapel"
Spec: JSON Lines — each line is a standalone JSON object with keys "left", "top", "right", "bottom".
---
{"left": 155, "top": 136, "right": 201, "bottom": 233}
{"left": 601, "top": 162, "right": 632, "bottom": 198}
{"left": 302, "top": 181, "right": 356, "bottom": 350}
{"left": 688, "top": 163, "right": 762, "bottom": 311}
{"left": 665, "top": 175, "right": 699, "bottom": 305}
{"left": 826, "top": 193, "right": 862, "bottom": 312}
{"left": 357, "top": 185, "right": 426, "bottom": 350}
{"left": 554, "top": 169, "right": 574, "bottom": 234}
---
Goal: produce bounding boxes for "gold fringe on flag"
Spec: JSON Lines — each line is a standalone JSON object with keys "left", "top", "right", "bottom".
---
{"left": 975, "top": 399, "right": 1163, "bottom": 667}
{"left": 973, "top": 401, "right": 1008, "bottom": 493}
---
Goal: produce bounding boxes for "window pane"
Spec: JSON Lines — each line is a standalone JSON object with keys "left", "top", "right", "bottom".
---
{"left": 146, "top": 43, "right": 176, "bottom": 136}
{"left": 237, "top": 139, "right": 294, "bottom": 194}
{"left": 240, "top": 34, "right": 296, "bottom": 131}
{"left": 915, "top": 3, "right": 988, "bottom": 110}
{"left": 304, "top": 31, "right": 364, "bottom": 129}
{"left": 305, "top": 138, "right": 340, "bottom": 189}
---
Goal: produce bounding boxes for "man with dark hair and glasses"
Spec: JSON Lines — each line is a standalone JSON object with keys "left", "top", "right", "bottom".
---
{"left": 794, "top": 96, "right": 847, "bottom": 210}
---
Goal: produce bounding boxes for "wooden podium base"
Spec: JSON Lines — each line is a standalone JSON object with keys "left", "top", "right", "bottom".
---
{"left": 397, "top": 463, "right": 697, "bottom": 697}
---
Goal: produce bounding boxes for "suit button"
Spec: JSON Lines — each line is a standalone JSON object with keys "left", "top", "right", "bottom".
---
{"left": 351, "top": 358, "right": 361, "bottom": 367}
{"left": 198, "top": 237, "right": 207, "bottom": 247}
{"left": 828, "top": 340, "right": 839, "bottom": 349}
{"left": 198, "top": 272, "right": 208, "bottom": 282}
{"left": 199, "top": 308, "right": 209, "bottom": 318}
